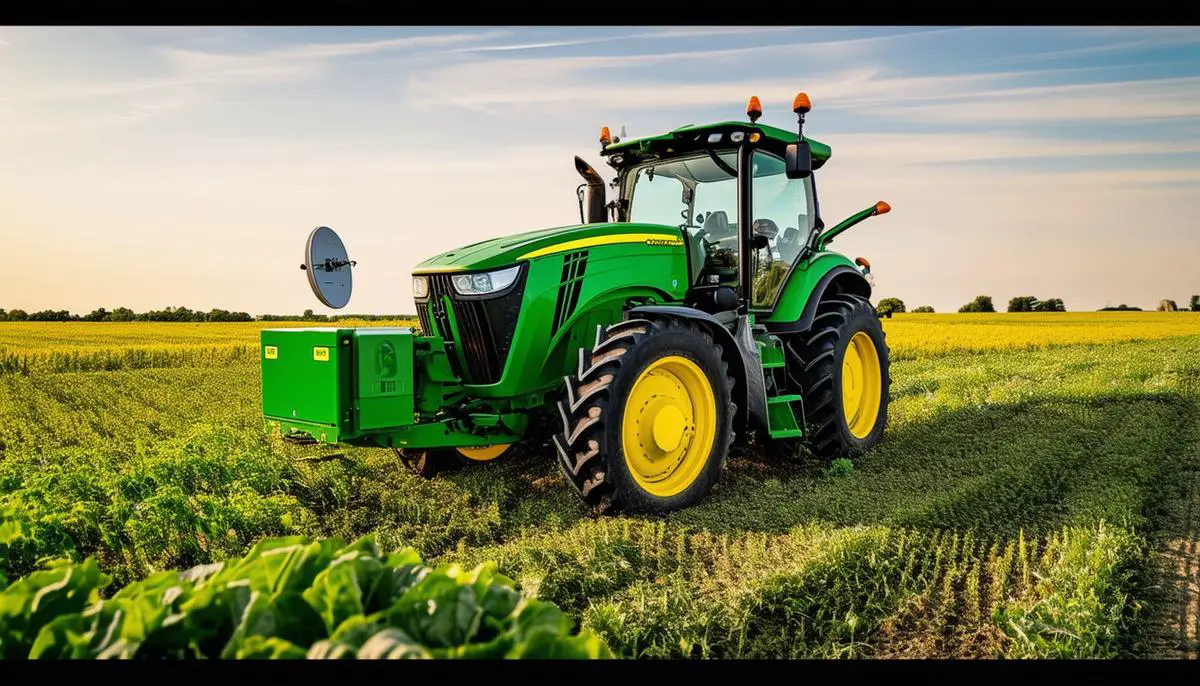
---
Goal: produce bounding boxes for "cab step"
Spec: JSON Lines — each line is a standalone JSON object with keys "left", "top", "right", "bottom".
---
{"left": 766, "top": 394, "right": 805, "bottom": 439}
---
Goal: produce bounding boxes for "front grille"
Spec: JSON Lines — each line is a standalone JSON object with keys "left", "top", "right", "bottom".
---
{"left": 415, "top": 269, "right": 526, "bottom": 385}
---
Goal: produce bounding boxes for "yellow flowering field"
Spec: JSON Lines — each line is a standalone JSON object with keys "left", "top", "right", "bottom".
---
{"left": 2, "top": 313, "right": 1198, "bottom": 374}
{"left": 0, "top": 320, "right": 417, "bottom": 374}
{"left": 882, "top": 312, "right": 1200, "bottom": 359}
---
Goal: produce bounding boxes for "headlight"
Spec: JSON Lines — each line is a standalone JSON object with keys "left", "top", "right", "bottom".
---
{"left": 412, "top": 276, "right": 429, "bottom": 299}
{"left": 450, "top": 265, "right": 521, "bottom": 296}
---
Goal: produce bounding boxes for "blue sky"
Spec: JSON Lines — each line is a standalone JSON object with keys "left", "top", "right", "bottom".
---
{"left": 2, "top": 26, "right": 1199, "bottom": 314}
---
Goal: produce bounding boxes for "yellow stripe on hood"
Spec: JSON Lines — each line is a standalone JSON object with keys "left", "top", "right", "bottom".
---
{"left": 518, "top": 233, "right": 683, "bottom": 260}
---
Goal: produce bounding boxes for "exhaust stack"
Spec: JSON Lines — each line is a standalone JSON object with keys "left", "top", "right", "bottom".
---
{"left": 574, "top": 155, "right": 607, "bottom": 224}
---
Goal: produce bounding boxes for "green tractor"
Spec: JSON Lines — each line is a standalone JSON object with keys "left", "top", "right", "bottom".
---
{"left": 261, "top": 91, "right": 892, "bottom": 513}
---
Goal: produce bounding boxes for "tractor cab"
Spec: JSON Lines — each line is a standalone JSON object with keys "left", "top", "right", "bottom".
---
{"left": 581, "top": 94, "right": 834, "bottom": 322}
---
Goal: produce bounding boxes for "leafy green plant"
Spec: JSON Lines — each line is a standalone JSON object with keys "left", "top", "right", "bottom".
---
{"left": 826, "top": 458, "right": 854, "bottom": 477}
{"left": 995, "top": 524, "right": 1139, "bottom": 658}
{"left": 0, "top": 534, "right": 611, "bottom": 660}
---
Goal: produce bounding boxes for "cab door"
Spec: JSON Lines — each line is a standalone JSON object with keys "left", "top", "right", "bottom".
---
{"left": 741, "top": 149, "right": 817, "bottom": 313}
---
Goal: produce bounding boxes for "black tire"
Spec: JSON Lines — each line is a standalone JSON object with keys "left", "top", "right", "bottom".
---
{"left": 779, "top": 293, "right": 891, "bottom": 460}
{"left": 554, "top": 315, "right": 735, "bottom": 514}
{"left": 394, "top": 448, "right": 458, "bottom": 478}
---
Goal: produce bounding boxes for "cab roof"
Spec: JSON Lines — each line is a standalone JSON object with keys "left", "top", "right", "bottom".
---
{"left": 599, "top": 120, "right": 831, "bottom": 170}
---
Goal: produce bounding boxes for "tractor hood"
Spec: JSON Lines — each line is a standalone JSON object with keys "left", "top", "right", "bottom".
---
{"left": 411, "top": 222, "right": 683, "bottom": 274}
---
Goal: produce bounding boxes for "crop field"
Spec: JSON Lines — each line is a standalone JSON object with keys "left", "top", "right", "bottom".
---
{"left": 2, "top": 312, "right": 1199, "bottom": 658}
{"left": 0, "top": 320, "right": 417, "bottom": 375}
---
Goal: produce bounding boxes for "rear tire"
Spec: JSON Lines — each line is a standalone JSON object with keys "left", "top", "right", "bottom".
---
{"left": 554, "top": 315, "right": 735, "bottom": 514}
{"left": 778, "top": 293, "right": 891, "bottom": 460}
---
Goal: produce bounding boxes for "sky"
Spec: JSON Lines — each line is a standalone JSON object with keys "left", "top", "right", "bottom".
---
{"left": 2, "top": 26, "right": 1199, "bottom": 315}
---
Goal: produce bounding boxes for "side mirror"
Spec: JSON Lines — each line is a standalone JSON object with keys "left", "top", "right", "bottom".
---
{"left": 785, "top": 140, "right": 812, "bottom": 179}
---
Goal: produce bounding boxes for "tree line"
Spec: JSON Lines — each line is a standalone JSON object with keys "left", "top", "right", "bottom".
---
{"left": 0, "top": 307, "right": 417, "bottom": 322}
{"left": 876, "top": 294, "right": 1200, "bottom": 316}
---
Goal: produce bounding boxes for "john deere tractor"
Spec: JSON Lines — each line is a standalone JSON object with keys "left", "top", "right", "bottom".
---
{"left": 261, "top": 92, "right": 892, "bottom": 513}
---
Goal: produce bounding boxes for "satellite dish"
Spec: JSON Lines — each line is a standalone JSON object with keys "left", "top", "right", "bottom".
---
{"left": 301, "top": 226, "right": 356, "bottom": 309}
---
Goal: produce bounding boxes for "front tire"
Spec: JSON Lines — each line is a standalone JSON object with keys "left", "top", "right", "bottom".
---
{"left": 782, "top": 293, "right": 891, "bottom": 459}
{"left": 394, "top": 448, "right": 455, "bottom": 478}
{"left": 555, "top": 316, "right": 735, "bottom": 514}
{"left": 454, "top": 443, "right": 514, "bottom": 464}
{"left": 395, "top": 443, "right": 515, "bottom": 478}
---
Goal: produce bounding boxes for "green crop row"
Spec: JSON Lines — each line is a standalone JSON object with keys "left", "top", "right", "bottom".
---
{"left": 0, "top": 345, "right": 258, "bottom": 376}
{"left": 449, "top": 519, "right": 1141, "bottom": 659}
{"left": 0, "top": 534, "right": 610, "bottom": 660}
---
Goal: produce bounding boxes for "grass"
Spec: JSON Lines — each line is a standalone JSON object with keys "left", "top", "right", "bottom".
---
{"left": 0, "top": 315, "right": 1198, "bottom": 658}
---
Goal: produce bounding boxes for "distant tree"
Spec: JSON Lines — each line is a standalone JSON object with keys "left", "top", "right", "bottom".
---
{"left": 0, "top": 309, "right": 6, "bottom": 321}
{"left": 876, "top": 298, "right": 905, "bottom": 317}
{"left": 28, "top": 310, "right": 73, "bottom": 321}
{"left": 7, "top": 309, "right": 27, "bottom": 321}
{"left": 1034, "top": 298, "right": 1065, "bottom": 312}
{"left": 83, "top": 308, "right": 109, "bottom": 322}
{"left": 1158, "top": 299, "right": 1179, "bottom": 312}
{"left": 912, "top": 305, "right": 935, "bottom": 313}
{"left": 958, "top": 295, "right": 995, "bottom": 313}
{"left": 203, "top": 308, "right": 253, "bottom": 322}
{"left": 1191, "top": 295, "right": 1199, "bottom": 312}
{"left": 108, "top": 307, "right": 136, "bottom": 321}
{"left": 1098, "top": 304, "right": 1142, "bottom": 311}
{"left": 1007, "top": 296, "right": 1039, "bottom": 312}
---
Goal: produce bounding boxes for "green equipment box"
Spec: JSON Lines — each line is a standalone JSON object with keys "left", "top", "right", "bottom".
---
{"left": 260, "top": 327, "right": 415, "bottom": 442}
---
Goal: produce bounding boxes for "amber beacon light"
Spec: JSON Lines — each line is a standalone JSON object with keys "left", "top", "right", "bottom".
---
{"left": 746, "top": 96, "right": 762, "bottom": 123}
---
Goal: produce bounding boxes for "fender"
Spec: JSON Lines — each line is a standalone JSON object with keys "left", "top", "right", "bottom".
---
{"left": 763, "top": 265, "right": 872, "bottom": 335}
{"left": 627, "top": 305, "right": 764, "bottom": 435}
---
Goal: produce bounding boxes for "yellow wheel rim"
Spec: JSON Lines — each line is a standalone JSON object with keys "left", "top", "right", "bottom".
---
{"left": 622, "top": 355, "right": 717, "bottom": 498}
{"left": 842, "top": 331, "right": 882, "bottom": 439}
{"left": 456, "top": 443, "right": 512, "bottom": 462}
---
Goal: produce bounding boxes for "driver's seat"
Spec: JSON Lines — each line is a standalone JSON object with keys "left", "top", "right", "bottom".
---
{"left": 702, "top": 210, "right": 734, "bottom": 241}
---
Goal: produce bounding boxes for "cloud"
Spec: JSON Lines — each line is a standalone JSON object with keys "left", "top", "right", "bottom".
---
{"left": 438, "top": 26, "right": 836, "bottom": 54}
{"left": 442, "top": 38, "right": 622, "bottom": 53}
{"left": 412, "top": 42, "right": 1200, "bottom": 131}
{"left": 15, "top": 30, "right": 501, "bottom": 104}
{"left": 0, "top": 30, "right": 509, "bottom": 137}
{"left": 985, "top": 28, "right": 1200, "bottom": 65}
{"left": 824, "top": 131, "right": 1200, "bottom": 169}
{"left": 583, "top": 27, "right": 964, "bottom": 67}
{"left": 115, "top": 97, "right": 190, "bottom": 123}
{"left": 405, "top": 61, "right": 1049, "bottom": 117}
{"left": 893, "top": 75, "right": 1200, "bottom": 124}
